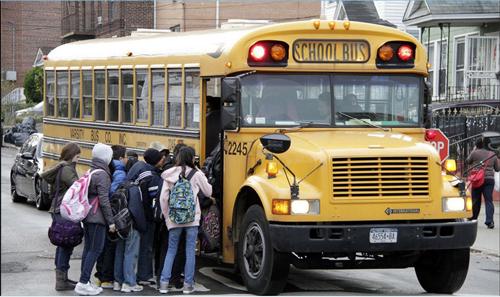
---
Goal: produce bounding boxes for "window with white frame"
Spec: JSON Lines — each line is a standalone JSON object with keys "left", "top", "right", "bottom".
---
{"left": 454, "top": 37, "right": 465, "bottom": 92}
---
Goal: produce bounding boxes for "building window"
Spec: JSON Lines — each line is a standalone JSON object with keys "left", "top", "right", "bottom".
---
{"left": 70, "top": 71, "right": 80, "bottom": 119}
{"left": 455, "top": 37, "right": 465, "bottom": 92}
{"left": 136, "top": 69, "right": 148, "bottom": 123}
{"left": 82, "top": 70, "right": 92, "bottom": 117}
{"left": 152, "top": 69, "right": 165, "bottom": 126}
{"left": 45, "top": 71, "right": 55, "bottom": 116}
{"left": 121, "top": 70, "right": 133, "bottom": 123}
{"left": 184, "top": 69, "right": 200, "bottom": 129}
{"left": 170, "top": 24, "right": 181, "bottom": 32}
{"left": 426, "top": 43, "right": 434, "bottom": 88}
{"left": 94, "top": 70, "right": 105, "bottom": 121}
{"left": 438, "top": 40, "right": 448, "bottom": 96}
{"left": 108, "top": 70, "right": 119, "bottom": 122}
{"left": 57, "top": 71, "right": 69, "bottom": 118}
{"left": 168, "top": 69, "right": 182, "bottom": 127}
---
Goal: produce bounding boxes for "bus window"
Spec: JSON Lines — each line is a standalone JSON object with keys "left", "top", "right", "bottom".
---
{"left": 94, "top": 70, "right": 105, "bottom": 121}
{"left": 185, "top": 69, "right": 200, "bottom": 129}
{"left": 108, "top": 70, "right": 119, "bottom": 122}
{"left": 168, "top": 69, "right": 182, "bottom": 127}
{"left": 151, "top": 69, "right": 165, "bottom": 126}
{"left": 82, "top": 70, "right": 92, "bottom": 118}
{"left": 121, "top": 70, "right": 133, "bottom": 123}
{"left": 45, "top": 71, "right": 55, "bottom": 116}
{"left": 56, "top": 71, "right": 69, "bottom": 118}
{"left": 70, "top": 70, "right": 80, "bottom": 119}
{"left": 136, "top": 69, "right": 148, "bottom": 123}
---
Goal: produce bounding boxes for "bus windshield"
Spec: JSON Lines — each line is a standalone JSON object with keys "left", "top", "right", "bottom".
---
{"left": 240, "top": 74, "right": 422, "bottom": 127}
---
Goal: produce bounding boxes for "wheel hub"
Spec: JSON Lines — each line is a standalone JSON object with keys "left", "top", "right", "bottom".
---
{"left": 243, "top": 222, "right": 265, "bottom": 279}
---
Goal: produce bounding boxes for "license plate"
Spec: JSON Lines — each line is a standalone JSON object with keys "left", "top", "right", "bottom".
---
{"left": 369, "top": 228, "right": 398, "bottom": 243}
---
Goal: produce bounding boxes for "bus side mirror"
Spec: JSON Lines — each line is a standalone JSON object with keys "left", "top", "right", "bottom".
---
{"left": 260, "top": 134, "right": 291, "bottom": 154}
{"left": 222, "top": 77, "right": 241, "bottom": 130}
{"left": 424, "top": 81, "right": 432, "bottom": 105}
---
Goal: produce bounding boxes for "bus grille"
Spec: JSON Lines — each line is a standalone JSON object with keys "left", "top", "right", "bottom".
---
{"left": 332, "top": 157, "right": 429, "bottom": 198}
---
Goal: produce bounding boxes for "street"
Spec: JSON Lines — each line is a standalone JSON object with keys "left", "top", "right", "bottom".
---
{"left": 1, "top": 146, "right": 499, "bottom": 296}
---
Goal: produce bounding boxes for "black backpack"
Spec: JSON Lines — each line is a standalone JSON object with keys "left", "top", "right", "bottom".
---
{"left": 109, "top": 182, "right": 134, "bottom": 240}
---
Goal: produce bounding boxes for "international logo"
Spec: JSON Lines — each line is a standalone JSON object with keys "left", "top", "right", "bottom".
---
{"left": 385, "top": 208, "right": 420, "bottom": 215}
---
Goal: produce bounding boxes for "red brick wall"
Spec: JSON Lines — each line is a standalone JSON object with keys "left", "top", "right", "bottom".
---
{"left": 1, "top": 1, "right": 61, "bottom": 88}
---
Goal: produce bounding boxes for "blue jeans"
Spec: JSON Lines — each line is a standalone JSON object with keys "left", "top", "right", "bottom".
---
{"left": 472, "top": 179, "right": 495, "bottom": 224}
{"left": 137, "top": 220, "right": 155, "bottom": 281}
{"left": 52, "top": 214, "right": 74, "bottom": 272}
{"left": 114, "top": 228, "right": 141, "bottom": 286}
{"left": 79, "top": 223, "right": 106, "bottom": 284}
{"left": 160, "top": 226, "right": 198, "bottom": 286}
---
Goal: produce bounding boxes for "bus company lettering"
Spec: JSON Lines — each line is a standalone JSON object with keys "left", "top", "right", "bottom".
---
{"left": 70, "top": 128, "right": 84, "bottom": 140}
{"left": 293, "top": 40, "right": 369, "bottom": 63}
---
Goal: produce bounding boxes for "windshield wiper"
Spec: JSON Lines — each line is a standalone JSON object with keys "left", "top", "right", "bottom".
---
{"left": 276, "top": 121, "right": 330, "bottom": 133}
{"left": 337, "top": 112, "right": 389, "bottom": 132}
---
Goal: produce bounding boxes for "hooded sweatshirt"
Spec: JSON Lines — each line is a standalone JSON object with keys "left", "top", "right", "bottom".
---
{"left": 85, "top": 157, "right": 115, "bottom": 226}
{"left": 159, "top": 166, "right": 212, "bottom": 230}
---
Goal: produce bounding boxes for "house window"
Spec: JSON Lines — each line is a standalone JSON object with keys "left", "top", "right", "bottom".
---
{"left": 94, "top": 70, "right": 105, "bottom": 121}
{"left": 170, "top": 24, "right": 181, "bottom": 32}
{"left": 438, "top": 40, "right": 448, "bottom": 96}
{"left": 427, "top": 43, "right": 434, "bottom": 87}
{"left": 455, "top": 37, "right": 465, "bottom": 92}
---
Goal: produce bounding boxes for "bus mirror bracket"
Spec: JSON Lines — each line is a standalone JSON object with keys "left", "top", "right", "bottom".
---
{"left": 222, "top": 77, "right": 241, "bottom": 131}
{"left": 423, "top": 80, "right": 432, "bottom": 129}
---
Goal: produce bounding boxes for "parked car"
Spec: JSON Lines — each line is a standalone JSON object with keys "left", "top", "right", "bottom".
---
{"left": 10, "top": 133, "right": 50, "bottom": 210}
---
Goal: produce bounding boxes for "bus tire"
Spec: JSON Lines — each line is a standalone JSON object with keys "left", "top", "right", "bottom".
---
{"left": 414, "top": 248, "right": 470, "bottom": 294}
{"left": 238, "top": 205, "right": 289, "bottom": 295}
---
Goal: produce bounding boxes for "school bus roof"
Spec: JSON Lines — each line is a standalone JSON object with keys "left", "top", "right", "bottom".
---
{"left": 46, "top": 20, "right": 426, "bottom": 76}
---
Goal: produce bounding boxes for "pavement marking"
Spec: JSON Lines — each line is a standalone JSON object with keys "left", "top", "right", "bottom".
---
{"left": 199, "top": 267, "right": 247, "bottom": 292}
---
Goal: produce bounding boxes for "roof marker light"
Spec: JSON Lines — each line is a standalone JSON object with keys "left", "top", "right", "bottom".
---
{"left": 343, "top": 20, "right": 350, "bottom": 30}
{"left": 328, "top": 21, "right": 335, "bottom": 30}
{"left": 313, "top": 20, "right": 320, "bottom": 30}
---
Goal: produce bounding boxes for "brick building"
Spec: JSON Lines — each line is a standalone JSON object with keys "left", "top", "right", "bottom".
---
{"left": 1, "top": 1, "right": 61, "bottom": 88}
{"left": 61, "top": 1, "right": 154, "bottom": 43}
{"left": 156, "top": 0, "right": 321, "bottom": 32}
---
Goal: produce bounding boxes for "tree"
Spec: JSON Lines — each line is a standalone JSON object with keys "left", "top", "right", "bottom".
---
{"left": 24, "top": 66, "right": 43, "bottom": 104}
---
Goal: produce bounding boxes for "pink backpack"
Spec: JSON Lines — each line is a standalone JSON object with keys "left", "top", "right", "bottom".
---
{"left": 60, "top": 169, "right": 104, "bottom": 223}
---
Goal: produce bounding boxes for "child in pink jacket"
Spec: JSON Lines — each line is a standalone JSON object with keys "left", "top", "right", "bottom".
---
{"left": 158, "top": 146, "right": 212, "bottom": 294}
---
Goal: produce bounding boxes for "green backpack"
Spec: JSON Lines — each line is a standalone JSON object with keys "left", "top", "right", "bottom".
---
{"left": 168, "top": 169, "right": 197, "bottom": 224}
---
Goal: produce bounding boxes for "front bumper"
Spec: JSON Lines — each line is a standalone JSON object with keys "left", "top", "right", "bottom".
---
{"left": 269, "top": 220, "right": 477, "bottom": 253}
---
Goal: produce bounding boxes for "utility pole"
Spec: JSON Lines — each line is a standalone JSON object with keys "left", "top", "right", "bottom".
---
{"left": 7, "top": 21, "right": 16, "bottom": 71}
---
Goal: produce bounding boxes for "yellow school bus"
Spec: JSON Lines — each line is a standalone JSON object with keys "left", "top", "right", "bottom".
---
{"left": 43, "top": 20, "right": 476, "bottom": 295}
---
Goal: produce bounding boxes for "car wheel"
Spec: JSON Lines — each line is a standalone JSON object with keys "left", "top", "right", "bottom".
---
{"left": 415, "top": 248, "right": 470, "bottom": 294}
{"left": 35, "top": 177, "right": 49, "bottom": 210}
{"left": 11, "top": 173, "right": 26, "bottom": 203}
{"left": 238, "top": 205, "right": 289, "bottom": 295}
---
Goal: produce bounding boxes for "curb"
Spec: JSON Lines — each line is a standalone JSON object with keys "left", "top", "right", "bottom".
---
{"left": 471, "top": 248, "right": 500, "bottom": 258}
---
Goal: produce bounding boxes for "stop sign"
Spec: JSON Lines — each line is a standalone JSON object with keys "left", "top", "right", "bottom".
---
{"left": 425, "top": 129, "right": 449, "bottom": 163}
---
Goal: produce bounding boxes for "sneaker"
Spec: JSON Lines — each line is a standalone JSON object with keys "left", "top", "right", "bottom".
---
{"left": 159, "top": 281, "right": 169, "bottom": 294}
{"left": 90, "top": 282, "right": 103, "bottom": 294}
{"left": 121, "top": 283, "right": 143, "bottom": 293}
{"left": 486, "top": 222, "right": 495, "bottom": 229}
{"left": 183, "top": 283, "right": 195, "bottom": 294}
{"left": 100, "top": 281, "right": 113, "bottom": 289}
{"left": 75, "top": 282, "right": 102, "bottom": 296}
{"left": 113, "top": 282, "right": 121, "bottom": 291}
{"left": 138, "top": 277, "right": 156, "bottom": 285}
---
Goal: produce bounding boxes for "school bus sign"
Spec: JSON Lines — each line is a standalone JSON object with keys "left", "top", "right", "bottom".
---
{"left": 425, "top": 129, "right": 449, "bottom": 163}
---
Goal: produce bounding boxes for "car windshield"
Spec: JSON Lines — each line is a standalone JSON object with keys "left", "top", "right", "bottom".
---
{"left": 239, "top": 74, "right": 422, "bottom": 127}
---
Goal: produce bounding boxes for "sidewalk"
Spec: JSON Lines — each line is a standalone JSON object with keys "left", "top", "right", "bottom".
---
{"left": 472, "top": 201, "right": 500, "bottom": 257}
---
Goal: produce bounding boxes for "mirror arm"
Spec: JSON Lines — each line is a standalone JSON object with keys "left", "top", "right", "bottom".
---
{"left": 265, "top": 149, "right": 299, "bottom": 199}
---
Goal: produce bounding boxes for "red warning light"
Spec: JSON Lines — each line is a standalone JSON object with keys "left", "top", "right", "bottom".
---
{"left": 398, "top": 45, "right": 413, "bottom": 61}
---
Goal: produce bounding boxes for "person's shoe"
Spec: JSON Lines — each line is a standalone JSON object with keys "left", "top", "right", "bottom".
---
{"left": 182, "top": 283, "right": 195, "bottom": 294}
{"left": 121, "top": 283, "right": 143, "bottom": 293}
{"left": 90, "top": 282, "right": 103, "bottom": 294}
{"left": 159, "top": 281, "right": 169, "bottom": 294}
{"left": 55, "top": 269, "right": 74, "bottom": 291}
{"left": 64, "top": 270, "right": 78, "bottom": 285}
{"left": 74, "top": 282, "right": 101, "bottom": 296}
{"left": 486, "top": 222, "right": 495, "bottom": 229}
{"left": 100, "top": 281, "right": 113, "bottom": 289}
{"left": 113, "top": 282, "right": 122, "bottom": 291}
{"left": 93, "top": 278, "right": 101, "bottom": 287}
{"left": 138, "top": 277, "right": 156, "bottom": 285}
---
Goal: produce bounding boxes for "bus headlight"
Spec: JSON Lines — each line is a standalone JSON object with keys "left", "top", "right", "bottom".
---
{"left": 442, "top": 197, "right": 465, "bottom": 212}
{"left": 291, "top": 199, "right": 319, "bottom": 215}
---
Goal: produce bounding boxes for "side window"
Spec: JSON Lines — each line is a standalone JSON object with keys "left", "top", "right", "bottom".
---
{"left": 136, "top": 69, "right": 148, "bottom": 123}
{"left": 94, "top": 70, "right": 105, "bottom": 121}
{"left": 70, "top": 71, "right": 81, "bottom": 119}
{"left": 108, "top": 70, "right": 119, "bottom": 122}
{"left": 168, "top": 69, "right": 182, "bottom": 127}
{"left": 45, "top": 71, "right": 55, "bottom": 116}
{"left": 121, "top": 70, "right": 134, "bottom": 123}
{"left": 82, "top": 70, "right": 92, "bottom": 118}
{"left": 184, "top": 69, "right": 200, "bottom": 129}
{"left": 56, "top": 71, "right": 69, "bottom": 118}
{"left": 152, "top": 69, "right": 165, "bottom": 126}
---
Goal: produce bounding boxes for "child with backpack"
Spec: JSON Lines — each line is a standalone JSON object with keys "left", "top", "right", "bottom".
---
{"left": 41, "top": 143, "right": 81, "bottom": 291}
{"left": 158, "top": 146, "right": 212, "bottom": 294}
{"left": 74, "top": 143, "right": 117, "bottom": 296}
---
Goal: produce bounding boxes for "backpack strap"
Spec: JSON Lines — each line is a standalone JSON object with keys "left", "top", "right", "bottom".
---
{"left": 186, "top": 168, "right": 197, "bottom": 181}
